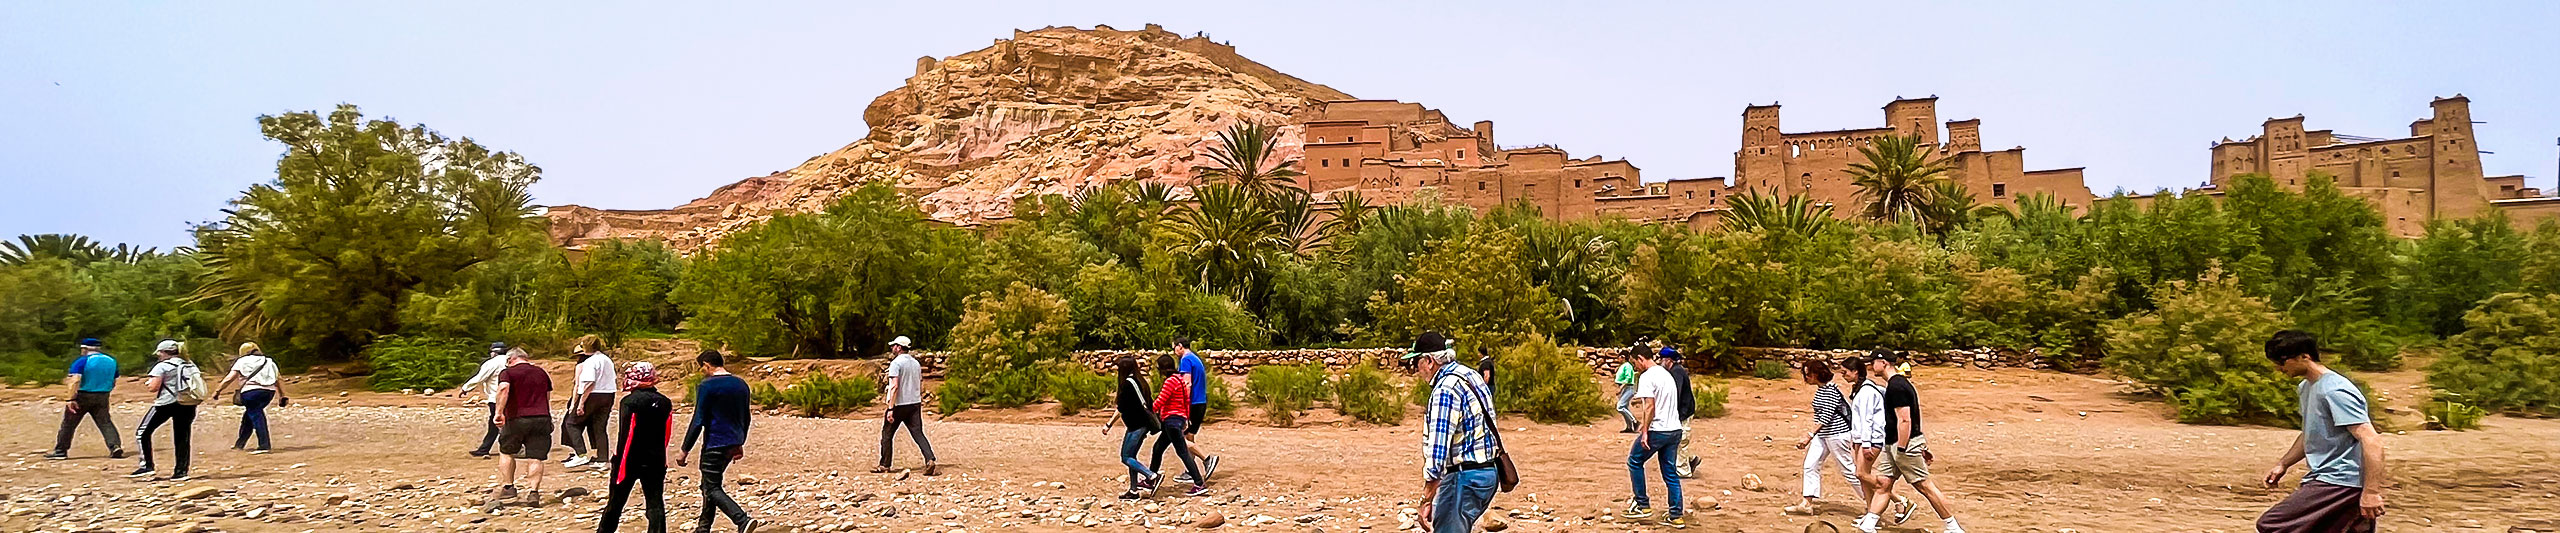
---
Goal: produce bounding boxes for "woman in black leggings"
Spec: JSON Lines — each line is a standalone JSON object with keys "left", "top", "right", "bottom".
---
{"left": 1147, "top": 354, "right": 1207, "bottom": 497}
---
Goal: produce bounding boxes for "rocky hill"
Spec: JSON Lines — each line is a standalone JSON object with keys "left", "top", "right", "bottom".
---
{"left": 545, "top": 24, "right": 1352, "bottom": 251}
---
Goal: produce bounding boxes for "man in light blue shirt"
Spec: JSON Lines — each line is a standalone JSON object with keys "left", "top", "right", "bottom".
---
{"left": 2257, "top": 330, "right": 2386, "bottom": 532}
{"left": 49, "top": 338, "right": 126, "bottom": 460}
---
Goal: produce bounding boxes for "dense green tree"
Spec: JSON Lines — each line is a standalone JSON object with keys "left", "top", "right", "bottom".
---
{"left": 2388, "top": 212, "right": 2524, "bottom": 337}
{"left": 673, "top": 183, "right": 980, "bottom": 357}
{"left": 189, "top": 105, "right": 543, "bottom": 359}
{"left": 1368, "top": 229, "right": 1563, "bottom": 348}
{"left": 2103, "top": 267, "right": 2297, "bottom": 426}
{"left": 2428, "top": 292, "right": 2560, "bottom": 415}
{"left": 942, "top": 283, "right": 1076, "bottom": 407}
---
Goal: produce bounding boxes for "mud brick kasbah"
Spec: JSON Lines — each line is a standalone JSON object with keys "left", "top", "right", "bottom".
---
{"left": 541, "top": 24, "right": 2552, "bottom": 251}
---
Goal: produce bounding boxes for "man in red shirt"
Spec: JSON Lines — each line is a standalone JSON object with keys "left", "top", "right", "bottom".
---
{"left": 489, "top": 348, "right": 554, "bottom": 507}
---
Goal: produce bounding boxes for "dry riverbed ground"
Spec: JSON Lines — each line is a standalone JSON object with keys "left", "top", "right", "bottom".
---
{"left": 0, "top": 365, "right": 2553, "bottom": 533}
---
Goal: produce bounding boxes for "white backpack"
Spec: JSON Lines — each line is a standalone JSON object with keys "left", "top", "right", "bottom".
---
{"left": 173, "top": 360, "right": 211, "bottom": 405}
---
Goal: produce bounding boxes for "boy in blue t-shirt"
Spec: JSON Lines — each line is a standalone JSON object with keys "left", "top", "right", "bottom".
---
{"left": 2257, "top": 330, "right": 2386, "bottom": 532}
{"left": 50, "top": 338, "right": 126, "bottom": 460}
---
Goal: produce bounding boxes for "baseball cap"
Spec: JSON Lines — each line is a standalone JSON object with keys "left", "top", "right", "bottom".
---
{"left": 489, "top": 341, "right": 509, "bottom": 353}
{"left": 1400, "top": 331, "right": 1450, "bottom": 361}
{"left": 623, "top": 361, "right": 658, "bottom": 385}
{"left": 1656, "top": 346, "right": 1680, "bottom": 359}
{"left": 77, "top": 338, "right": 103, "bottom": 348}
{"left": 154, "top": 339, "right": 182, "bottom": 353}
{"left": 889, "top": 336, "right": 913, "bottom": 348}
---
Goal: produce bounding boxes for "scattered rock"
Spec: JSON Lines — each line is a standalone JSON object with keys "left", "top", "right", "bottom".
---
{"left": 174, "top": 487, "right": 220, "bottom": 500}
{"left": 1195, "top": 512, "right": 1225, "bottom": 528}
{"left": 561, "top": 487, "right": 591, "bottom": 499}
{"left": 1742, "top": 474, "right": 1766, "bottom": 492}
{"left": 1481, "top": 517, "right": 1508, "bottom": 531}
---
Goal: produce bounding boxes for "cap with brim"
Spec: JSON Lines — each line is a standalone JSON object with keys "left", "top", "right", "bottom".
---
{"left": 889, "top": 336, "right": 913, "bottom": 348}
{"left": 1401, "top": 332, "right": 1449, "bottom": 360}
{"left": 489, "top": 341, "right": 508, "bottom": 352}
{"left": 78, "top": 338, "right": 103, "bottom": 348}
{"left": 155, "top": 339, "right": 182, "bottom": 353}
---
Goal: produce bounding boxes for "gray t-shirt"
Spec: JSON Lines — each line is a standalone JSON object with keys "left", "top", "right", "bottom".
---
{"left": 888, "top": 354, "right": 923, "bottom": 406}
{"left": 2297, "top": 370, "right": 2371, "bottom": 487}
{"left": 151, "top": 359, "right": 188, "bottom": 406}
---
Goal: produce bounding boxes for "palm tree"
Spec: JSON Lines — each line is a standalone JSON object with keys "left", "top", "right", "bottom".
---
{"left": 1848, "top": 133, "right": 1952, "bottom": 224}
{"left": 1327, "top": 190, "right": 1376, "bottom": 237}
{"left": 1165, "top": 184, "right": 1288, "bottom": 301}
{"left": 2, "top": 234, "right": 107, "bottom": 265}
{"left": 1723, "top": 190, "right": 1837, "bottom": 237}
{"left": 1198, "top": 121, "right": 1306, "bottom": 202}
{"left": 1919, "top": 181, "right": 2005, "bottom": 234}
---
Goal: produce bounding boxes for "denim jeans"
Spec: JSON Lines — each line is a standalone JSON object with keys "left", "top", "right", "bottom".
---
{"left": 1628, "top": 430, "right": 1684, "bottom": 515}
{"left": 1433, "top": 466, "right": 1500, "bottom": 533}
{"left": 695, "top": 447, "right": 750, "bottom": 529}
{"left": 1119, "top": 427, "right": 1157, "bottom": 489}
{"left": 236, "top": 389, "right": 274, "bottom": 450}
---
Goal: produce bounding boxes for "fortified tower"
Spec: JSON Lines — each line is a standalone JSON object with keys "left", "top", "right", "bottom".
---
{"left": 1737, "top": 103, "right": 1785, "bottom": 191}
{"left": 2428, "top": 96, "right": 2489, "bottom": 219}
{"left": 1883, "top": 97, "right": 1939, "bottom": 146}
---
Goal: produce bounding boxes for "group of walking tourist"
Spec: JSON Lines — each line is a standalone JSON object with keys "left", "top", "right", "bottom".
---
{"left": 34, "top": 324, "right": 2385, "bottom": 532}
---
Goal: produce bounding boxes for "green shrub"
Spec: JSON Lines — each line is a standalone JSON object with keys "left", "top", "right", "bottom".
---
{"left": 1205, "top": 371, "right": 1236, "bottom": 420}
{"left": 1245, "top": 363, "right": 1329, "bottom": 426}
{"left": 934, "top": 383, "right": 970, "bottom": 417}
{"left": 943, "top": 283, "right": 1075, "bottom": 408}
{"left": 2423, "top": 394, "right": 2485, "bottom": 431}
{"left": 2103, "top": 268, "right": 2298, "bottom": 426}
{"left": 764, "top": 373, "right": 881, "bottom": 417}
{"left": 2427, "top": 293, "right": 2560, "bottom": 415}
{"left": 1489, "top": 338, "right": 1611, "bottom": 424}
{"left": 1333, "top": 361, "right": 1404, "bottom": 425}
{"left": 363, "top": 335, "right": 481, "bottom": 391}
{"left": 1048, "top": 362, "right": 1113, "bottom": 415}
{"left": 1695, "top": 377, "right": 1730, "bottom": 419}
{"left": 1751, "top": 360, "right": 1791, "bottom": 380}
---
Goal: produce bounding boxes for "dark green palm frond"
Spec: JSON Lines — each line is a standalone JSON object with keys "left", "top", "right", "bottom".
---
{"left": 1848, "top": 133, "right": 1952, "bottom": 225}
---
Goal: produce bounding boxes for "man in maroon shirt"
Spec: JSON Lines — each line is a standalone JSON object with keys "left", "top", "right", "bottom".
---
{"left": 490, "top": 347, "right": 555, "bottom": 507}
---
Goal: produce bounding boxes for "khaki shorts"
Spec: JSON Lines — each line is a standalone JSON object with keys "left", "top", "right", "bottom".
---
{"left": 1876, "top": 435, "right": 1931, "bottom": 482}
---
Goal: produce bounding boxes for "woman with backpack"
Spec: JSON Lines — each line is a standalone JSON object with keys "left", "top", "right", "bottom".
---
{"left": 1107, "top": 355, "right": 1163, "bottom": 499}
{"left": 133, "top": 339, "right": 208, "bottom": 481}
{"left": 1787, "top": 359, "right": 1861, "bottom": 515}
{"left": 211, "top": 342, "right": 286, "bottom": 454}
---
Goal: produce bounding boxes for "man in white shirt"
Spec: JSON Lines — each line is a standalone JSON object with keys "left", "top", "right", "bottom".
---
{"left": 454, "top": 342, "right": 512, "bottom": 458}
{"left": 563, "top": 336, "right": 620, "bottom": 469}
{"left": 1619, "top": 349, "right": 1688, "bottom": 529}
{"left": 210, "top": 342, "right": 285, "bottom": 453}
{"left": 875, "top": 336, "right": 940, "bottom": 475}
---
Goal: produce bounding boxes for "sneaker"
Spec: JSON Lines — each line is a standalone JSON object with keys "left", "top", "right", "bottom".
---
{"left": 1662, "top": 515, "right": 1687, "bottom": 529}
{"left": 1173, "top": 472, "right": 1196, "bottom": 484}
{"left": 1136, "top": 473, "right": 1160, "bottom": 491}
{"left": 250, "top": 449, "right": 271, "bottom": 455}
{"left": 126, "top": 466, "right": 156, "bottom": 479}
{"left": 562, "top": 455, "right": 592, "bottom": 468}
{"left": 521, "top": 490, "right": 543, "bottom": 507}
{"left": 1853, "top": 515, "right": 1880, "bottom": 533}
{"left": 1890, "top": 496, "right": 1915, "bottom": 524}
{"left": 1618, "top": 505, "right": 1654, "bottom": 520}
{"left": 492, "top": 485, "right": 518, "bottom": 503}
{"left": 1782, "top": 502, "right": 1816, "bottom": 515}
{"left": 1202, "top": 456, "right": 1220, "bottom": 480}
{"left": 1184, "top": 485, "right": 1209, "bottom": 497}
{"left": 1944, "top": 519, "right": 1967, "bottom": 533}
{"left": 468, "top": 450, "right": 492, "bottom": 458}
{"left": 741, "top": 518, "right": 770, "bottom": 532}
{"left": 166, "top": 472, "right": 190, "bottom": 482}
{"left": 43, "top": 452, "right": 67, "bottom": 461}
{"left": 923, "top": 462, "right": 941, "bottom": 476}
{"left": 109, "top": 449, "right": 126, "bottom": 459}
{"left": 1119, "top": 489, "right": 1146, "bottom": 500}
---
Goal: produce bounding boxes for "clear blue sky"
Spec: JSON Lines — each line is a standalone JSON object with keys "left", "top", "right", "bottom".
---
{"left": 5, "top": 1, "right": 2556, "bottom": 249}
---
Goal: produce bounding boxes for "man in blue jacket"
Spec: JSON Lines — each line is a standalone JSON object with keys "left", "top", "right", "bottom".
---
{"left": 678, "top": 351, "right": 765, "bottom": 533}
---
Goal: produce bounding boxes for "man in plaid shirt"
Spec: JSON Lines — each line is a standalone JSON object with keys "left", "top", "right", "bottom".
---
{"left": 1406, "top": 332, "right": 1500, "bottom": 533}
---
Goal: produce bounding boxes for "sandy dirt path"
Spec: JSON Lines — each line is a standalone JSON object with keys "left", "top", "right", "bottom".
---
{"left": 0, "top": 366, "right": 2553, "bottom": 532}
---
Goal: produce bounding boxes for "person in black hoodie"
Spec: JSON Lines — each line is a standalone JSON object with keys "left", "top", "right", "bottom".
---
{"left": 599, "top": 362, "right": 672, "bottom": 533}
{"left": 1108, "top": 354, "right": 1163, "bottom": 499}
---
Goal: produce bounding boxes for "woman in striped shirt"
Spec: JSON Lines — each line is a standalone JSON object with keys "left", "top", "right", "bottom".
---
{"left": 1788, "top": 360, "right": 1863, "bottom": 515}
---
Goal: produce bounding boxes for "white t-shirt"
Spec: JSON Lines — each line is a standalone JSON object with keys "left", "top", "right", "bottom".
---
{"left": 463, "top": 355, "right": 509, "bottom": 403}
{"left": 576, "top": 352, "right": 620, "bottom": 394}
{"left": 1634, "top": 366, "right": 1684, "bottom": 432}
{"left": 229, "top": 354, "right": 280, "bottom": 391}
{"left": 888, "top": 354, "right": 923, "bottom": 406}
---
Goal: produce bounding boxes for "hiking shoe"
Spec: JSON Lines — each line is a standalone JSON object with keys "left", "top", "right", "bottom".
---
{"left": 1890, "top": 496, "right": 1915, "bottom": 524}
{"left": 43, "top": 452, "right": 67, "bottom": 461}
{"left": 126, "top": 466, "right": 156, "bottom": 479}
{"left": 1184, "top": 485, "right": 1210, "bottom": 497}
{"left": 492, "top": 485, "right": 519, "bottom": 502}
{"left": 521, "top": 490, "right": 543, "bottom": 507}
{"left": 562, "top": 455, "right": 592, "bottom": 468}
{"left": 1662, "top": 515, "right": 1687, "bottom": 529}
{"left": 1618, "top": 505, "right": 1654, "bottom": 520}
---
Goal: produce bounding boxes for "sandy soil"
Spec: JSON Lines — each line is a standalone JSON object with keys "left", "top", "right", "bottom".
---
{"left": 0, "top": 364, "right": 2553, "bottom": 533}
